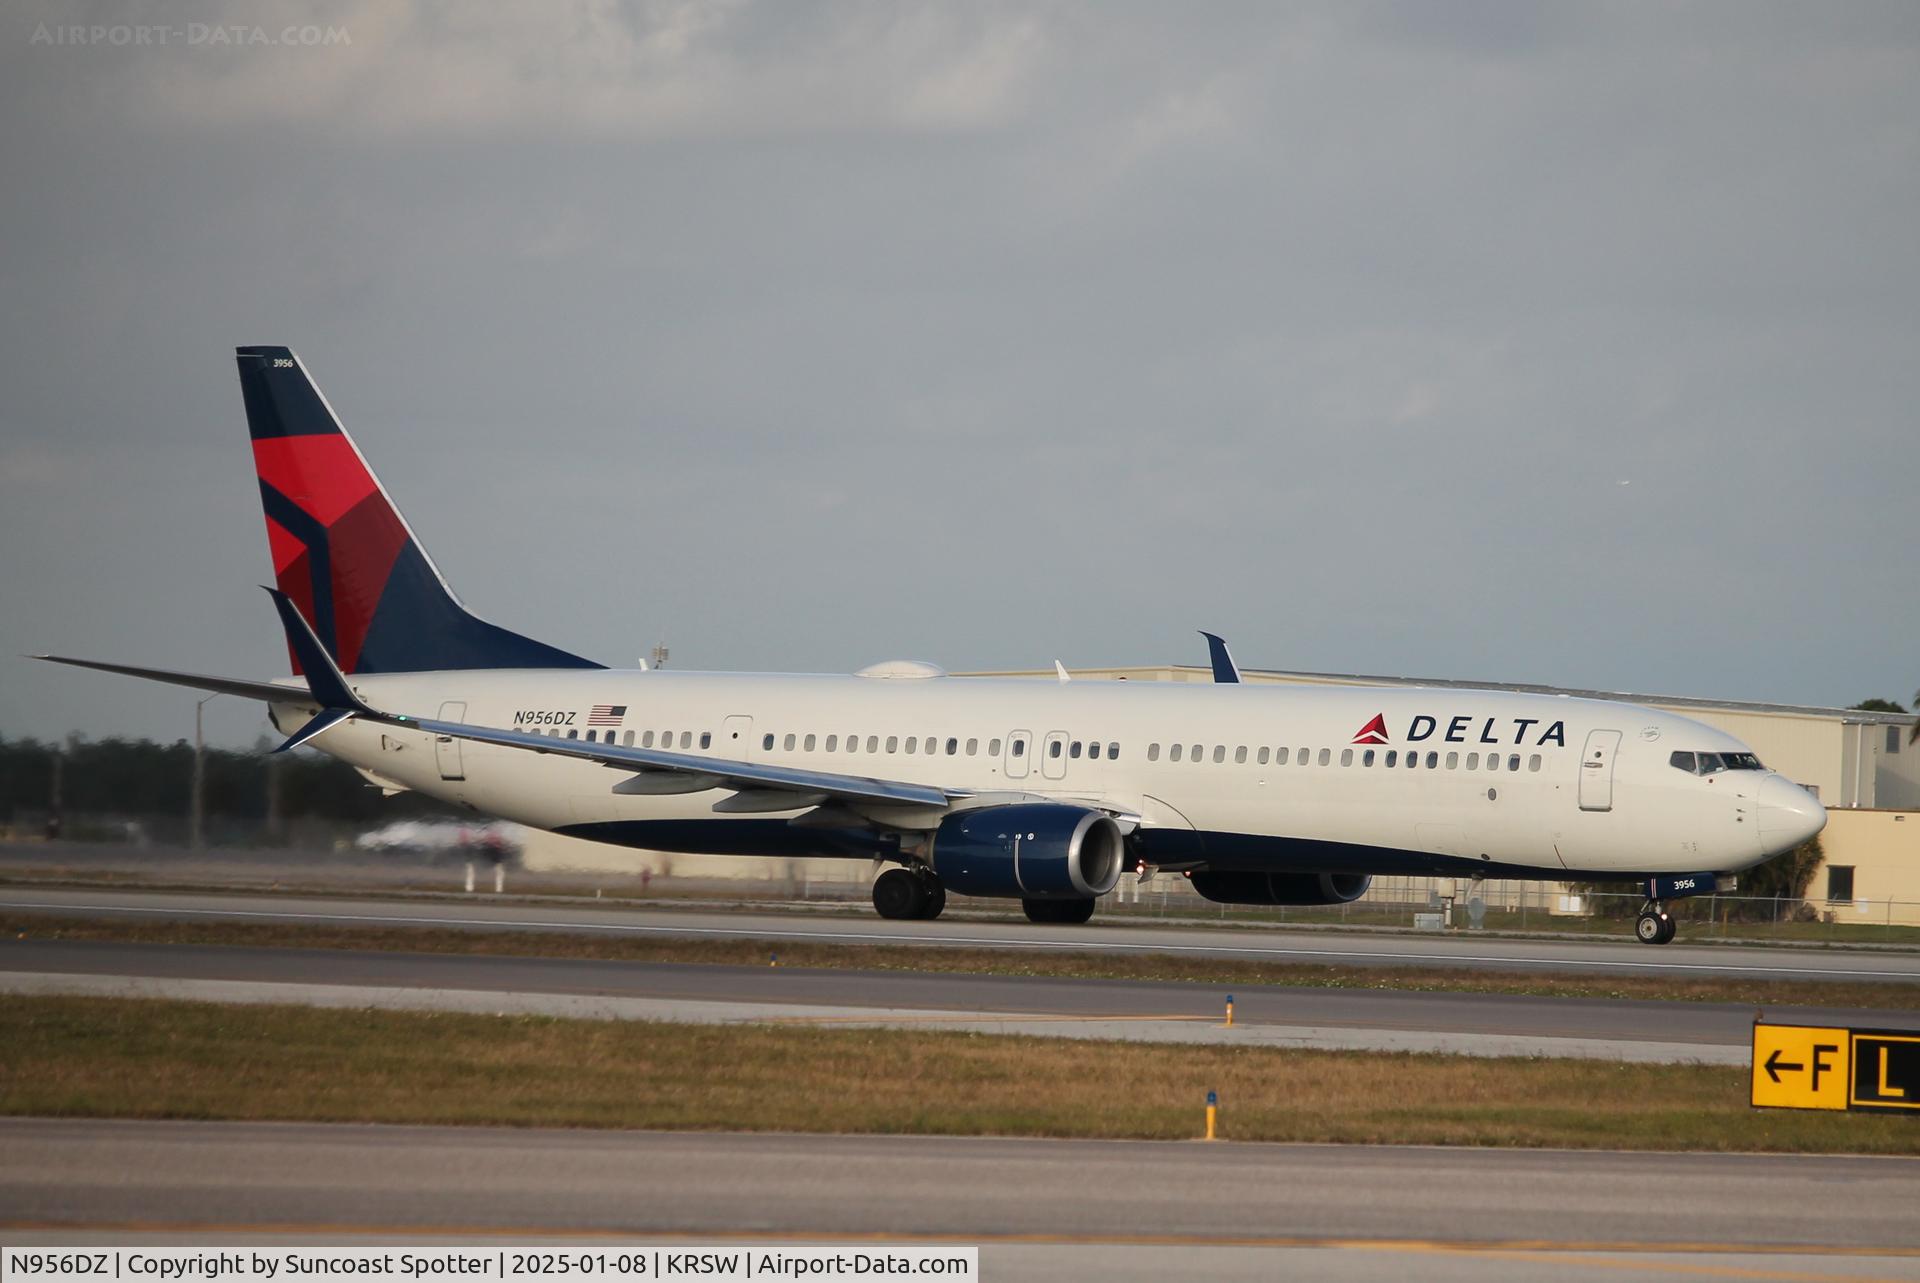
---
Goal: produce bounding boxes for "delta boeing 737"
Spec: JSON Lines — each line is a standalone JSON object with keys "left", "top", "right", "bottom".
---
{"left": 36, "top": 347, "right": 1826, "bottom": 944}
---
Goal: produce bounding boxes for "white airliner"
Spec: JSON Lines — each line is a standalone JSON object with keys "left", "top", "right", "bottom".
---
{"left": 37, "top": 347, "right": 1826, "bottom": 944}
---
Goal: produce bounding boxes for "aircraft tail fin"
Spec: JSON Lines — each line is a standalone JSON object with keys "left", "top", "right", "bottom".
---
{"left": 236, "top": 346, "right": 602, "bottom": 676}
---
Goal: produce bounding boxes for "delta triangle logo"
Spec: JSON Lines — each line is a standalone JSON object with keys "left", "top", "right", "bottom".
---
{"left": 1351, "top": 714, "right": 1389, "bottom": 745}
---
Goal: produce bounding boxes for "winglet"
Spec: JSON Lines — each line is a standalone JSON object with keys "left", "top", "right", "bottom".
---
{"left": 1200, "top": 631, "right": 1241, "bottom": 684}
{"left": 264, "top": 586, "right": 384, "bottom": 724}
{"left": 1054, "top": 660, "right": 1072, "bottom": 684}
{"left": 274, "top": 706, "right": 355, "bottom": 753}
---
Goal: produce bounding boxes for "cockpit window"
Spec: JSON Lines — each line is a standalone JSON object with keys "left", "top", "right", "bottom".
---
{"left": 1672, "top": 749, "right": 1764, "bottom": 776}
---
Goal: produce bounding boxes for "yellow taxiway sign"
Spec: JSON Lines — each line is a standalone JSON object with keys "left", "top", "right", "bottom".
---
{"left": 1752, "top": 1022, "right": 1920, "bottom": 1114}
{"left": 1750, "top": 1023, "right": 1849, "bottom": 1111}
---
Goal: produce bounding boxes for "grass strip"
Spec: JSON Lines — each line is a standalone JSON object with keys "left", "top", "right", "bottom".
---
{"left": 3, "top": 995, "right": 1917, "bottom": 1154}
{"left": 8, "top": 914, "right": 1919, "bottom": 1011}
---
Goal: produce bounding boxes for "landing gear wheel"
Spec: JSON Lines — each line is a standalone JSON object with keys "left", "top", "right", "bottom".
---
{"left": 1635, "top": 908, "right": 1673, "bottom": 945}
{"left": 1656, "top": 914, "right": 1677, "bottom": 945}
{"left": 920, "top": 878, "right": 947, "bottom": 921}
{"left": 1023, "top": 897, "right": 1096, "bottom": 925}
{"left": 873, "top": 868, "right": 928, "bottom": 920}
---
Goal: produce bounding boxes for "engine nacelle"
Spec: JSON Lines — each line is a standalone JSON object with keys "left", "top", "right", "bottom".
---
{"left": 931, "top": 804, "right": 1125, "bottom": 900}
{"left": 1188, "top": 870, "right": 1371, "bottom": 906}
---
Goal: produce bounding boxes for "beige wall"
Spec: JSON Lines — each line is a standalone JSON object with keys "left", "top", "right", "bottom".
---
{"left": 1816, "top": 809, "right": 1920, "bottom": 923}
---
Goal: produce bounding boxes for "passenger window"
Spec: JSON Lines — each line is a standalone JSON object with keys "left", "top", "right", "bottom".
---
{"left": 1108, "top": 743, "right": 1120, "bottom": 761}
{"left": 642, "top": 731, "right": 655, "bottom": 747}
{"left": 1012, "top": 739, "right": 1025, "bottom": 757}
{"left": 1070, "top": 741, "right": 1082, "bottom": 759}
{"left": 886, "top": 736, "right": 898, "bottom": 753}
{"left": 1235, "top": 746, "right": 1248, "bottom": 764}
{"left": 1089, "top": 742, "right": 1102, "bottom": 760}
{"left": 947, "top": 737, "right": 959, "bottom": 755}
{"left": 1445, "top": 752, "right": 1458, "bottom": 769}
{"left": 682, "top": 732, "right": 694, "bottom": 749}
{"left": 1465, "top": 752, "right": 1477, "bottom": 769}
{"left": 763, "top": 734, "right": 774, "bottom": 751}
{"left": 805, "top": 734, "right": 817, "bottom": 751}
{"left": 988, "top": 738, "right": 1002, "bottom": 756}
{"left": 586, "top": 730, "right": 597, "bottom": 743}
{"left": 1426, "top": 751, "right": 1438, "bottom": 769}
{"left": 1340, "top": 748, "right": 1353, "bottom": 767}
{"left": 867, "top": 736, "right": 879, "bottom": 753}
{"left": 1363, "top": 749, "right": 1375, "bottom": 767}
{"left": 1148, "top": 743, "right": 1161, "bottom": 761}
{"left": 1508, "top": 754, "right": 1521, "bottom": 772}
{"left": 1258, "top": 747, "right": 1270, "bottom": 765}
{"left": 966, "top": 738, "right": 978, "bottom": 756}
{"left": 1297, "top": 747, "right": 1309, "bottom": 765}
{"left": 1170, "top": 744, "right": 1183, "bottom": 762}
{"left": 1317, "top": 748, "right": 1330, "bottom": 766}
{"left": 926, "top": 737, "right": 938, "bottom": 755}
{"left": 701, "top": 732, "right": 712, "bottom": 749}
{"left": 826, "top": 735, "right": 838, "bottom": 752}
{"left": 623, "top": 731, "right": 634, "bottom": 747}
{"left": 1049, "top": 740, "right": 1062, "bottom": 759}
{"left": 567, "top": 729, "right": 579, "bottom": 739}
{"left": 785, "top": 734, "right": 796, "bottom": 751}
{"left": 1191, "top": 743, "right": 1203, "bottom": 762}
{"left": 1406, "top": 752, "right": 1417, "bottom": 768}
{"left": 1276, "top": 748, "right": 1289, "bottom": 765}
{"left": 1386, "top": 750, "right": 1397, "bottom": 767}
{"left": 905, "top": 737, "right": 918, "bottom": 754}
{"left": 1213, "top": 745, "right": 1226, "bottom": 763}
{"left": 1528, "top": 754, "right": 1542, "bottom": 772}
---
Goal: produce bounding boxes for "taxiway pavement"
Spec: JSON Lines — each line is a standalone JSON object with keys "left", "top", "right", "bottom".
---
{"left": 5, "top": 937, "right": 1917, "bottom": 1062}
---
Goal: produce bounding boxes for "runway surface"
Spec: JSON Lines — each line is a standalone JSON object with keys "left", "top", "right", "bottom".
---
{"left": 3, "top": 1119, "right": 1916, "bottom": 1281}
{"left": 8, "top": 886, "right": 1920, "bottom": 983}
{"left": 8, "top": 937, "right": 1919, "bottom": 1062}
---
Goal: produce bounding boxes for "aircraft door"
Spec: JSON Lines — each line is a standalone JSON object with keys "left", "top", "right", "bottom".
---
{"left": 435, "top": 701, "right": 466, "bottom": 781}
{"left": 1041, "top": 731, "right": 1070, "bottom": 781}
{"left": 1004, "top": 730, "right": 1031, "bottom": 780}
{"left": 722, "top": 715, "right": 754, "bottom": 760}
{"left": 1579, "top": 729, "right": 1622, "bottom": 812}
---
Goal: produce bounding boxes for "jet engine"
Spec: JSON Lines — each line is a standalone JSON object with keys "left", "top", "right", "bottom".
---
{"left": 930, "top": 803, "right": 1124, "bottom": 900}
{"left": 1188, "top": 870, "right": 1371, "bottom": 906}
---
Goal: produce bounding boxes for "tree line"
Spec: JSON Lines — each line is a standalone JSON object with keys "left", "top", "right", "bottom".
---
{"left": 0, "top": 732, "right": 456, "bottom": 825}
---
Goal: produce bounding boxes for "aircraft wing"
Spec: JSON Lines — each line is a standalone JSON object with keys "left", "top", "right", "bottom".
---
{"left": 32, "top": 654, "right": 311, "bottom": 706}
{"left": 408, "top": 714, "right": 963, "bottom": 809}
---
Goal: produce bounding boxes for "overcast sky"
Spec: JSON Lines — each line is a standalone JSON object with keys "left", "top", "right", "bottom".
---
{"left": 3, "top": 1, "right": 1916, "bottom": 748}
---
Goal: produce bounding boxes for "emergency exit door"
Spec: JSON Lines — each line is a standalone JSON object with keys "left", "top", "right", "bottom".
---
{"left": 1579, "top": 729, "right": 1621, "bottom": 811}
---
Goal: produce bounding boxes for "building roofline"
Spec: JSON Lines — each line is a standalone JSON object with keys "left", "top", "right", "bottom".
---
{"left": 959, "top": 664, "right": 1918, "bottom": 726}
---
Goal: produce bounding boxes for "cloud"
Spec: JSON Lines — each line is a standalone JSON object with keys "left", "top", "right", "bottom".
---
{"left": 81, "top": 0, "right": 1051, "bottom": 139}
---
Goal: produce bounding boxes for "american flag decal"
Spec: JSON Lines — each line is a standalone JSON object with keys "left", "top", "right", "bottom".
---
{"left": 587, "top": 704, "right": 627, "bottom": 727}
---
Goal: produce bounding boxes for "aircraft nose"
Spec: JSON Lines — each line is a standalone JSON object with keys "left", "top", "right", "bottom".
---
{"left": 1756, "top": 774, "right": 1826, "bottom": 854}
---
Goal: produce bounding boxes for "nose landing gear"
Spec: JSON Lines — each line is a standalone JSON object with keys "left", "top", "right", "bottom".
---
{"left": 1635, "top": 901, "right": 1677, "bottom": 945}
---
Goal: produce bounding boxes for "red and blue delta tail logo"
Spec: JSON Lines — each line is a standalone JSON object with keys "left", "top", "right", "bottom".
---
{"left": 1351, "top": 714, "right": 1390, "bottom": 745}
{"left": 236, "top": 346, "right": 601, "bottom": 676}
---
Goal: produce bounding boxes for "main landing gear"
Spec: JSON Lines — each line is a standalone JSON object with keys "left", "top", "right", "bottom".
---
{"left": 872, "top": 867, "right": 946, "bottom": 921}
{"left": 1635, "top": 901, "right": 1677, "bottom": 946}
